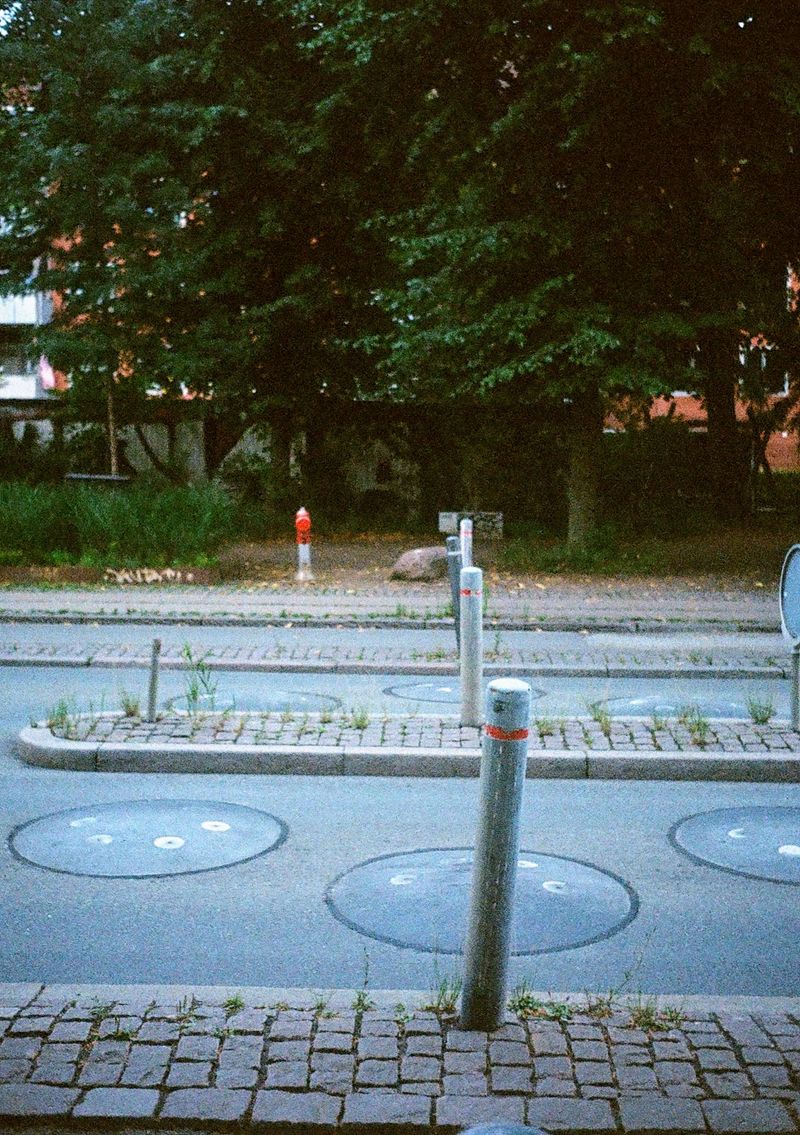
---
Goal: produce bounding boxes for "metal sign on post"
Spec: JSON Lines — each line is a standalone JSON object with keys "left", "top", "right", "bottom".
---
{"left": 460, "top": 677, "right": 531, "bottom": 1032}
{"left": 779, "top": 544, "right": 800, "bottom": 731}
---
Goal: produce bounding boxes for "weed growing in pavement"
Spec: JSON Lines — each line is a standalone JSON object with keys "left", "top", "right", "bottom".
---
{"left": 747, "top": 696, "right": 775, "bottom": 725}
{"left": 312, "top": 993, "right": 336, "bottom": 1019}
{"left": 351, "top": 948, "right": 375, "bottom": 1013}
{"left": 87, "top": 1000, "right": 116, "bottom": 1024}
{"left": 394, "top": 1002, "right": 412, "bottom": 1028}
{"left": 106, "top": 1016, "right": 135, "bottom": 1041}
{"left": 181, "top": 643, "right": 218, "bottom": 714}
{"left": 533, "top": 717, "right": 556, "bottom": 739}
{"left": 349, "top": 706, "right": 370, "bottom": 730}
{"left": 175, "top": 995, "right": 200, "bottom": 1026}
{"left": 628, "top": 993, "right": 686, "bottom": 1031}
{"left": 587, "top": 700, "right": 613, "bottom": 738}
{"left": 508, "top": 981, "right": 572, "bottom": 1022}
{"left": 118, "top": 687, "right": 141, "bottom": 718}
{"left": 677, "top": 704, "right": 710, "bottom": 747}
{"left": 650, "top": 712, "right": 668, "bottom": 731}
{"left": 223, "top": 994, "right": 245, "bottom": 1019}
{"left": 422, "top": 955, "right": 462, "bottom": 1016}
{"left": 47, "top": 696, "right": 80, "bottom": 739}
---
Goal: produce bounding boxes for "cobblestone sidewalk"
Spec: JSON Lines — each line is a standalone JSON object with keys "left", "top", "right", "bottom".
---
{"left": 1, "top": 986, "right": 799, "bottom": 1132}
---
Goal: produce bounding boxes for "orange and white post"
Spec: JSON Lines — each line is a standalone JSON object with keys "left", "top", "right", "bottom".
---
{"left": 294, "top": 506, "right": 313, "bottom": 581}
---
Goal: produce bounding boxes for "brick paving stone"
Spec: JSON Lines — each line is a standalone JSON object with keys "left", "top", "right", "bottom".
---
{"left": 402, "top": 1056, "right": 441, "bottom": 1082}
{"left": 490, "top": 1040, "right": 530, "bottom": 1065}
{"left": 267, "top": 1039, "right": 311, "bottom": 1062}
{"left": 342, "top": 1090, "right": 431, "bottom": 1126}
{"left": 119, "top": 1045, "right": 171, "bottom": 1087}
{"left": 534, "top": 1056, "right": 573, "bottom": 1079}
{"left": 405, "top": 1018, "right": 441, "bottom": 1035}
{"left": 216, "top": 1065, "right": 259, "bottom": 1089}
{"left": 491, "top": 1065, "right": 533, "bottom": 1093}
{"left": 616, "top": 1044, "right": 654, "bottom": 1065}
{"left": 533, "top": 1077, "right": 579, "bottom": 1097}
{"left": 0, "top": 1084, "right": 79, "bottom": 1116}
{"left": 160, "top": 1087, "right": 251, "bottom": 1121}
{"left": 574, "top": 1061, "right": 614, "bottom": 1086}
{"left": 652, "top": 1039, "right": 692, "bottom": 1060}
{"left": 137, "top": 1020, "right": 180, "bottom": 1043}
{"left": 358, "top": 1035, "right": 398, "bottom": 1059}
{"left": 655, "top": 1060, "right": 698, "bottom": 1085}
{"left": 687, "top": 1027, "right": 731, "bottom": 1047}
{"left": 607, "top": 1026, "right": 650, "bottom": 1045}
{"left": 8, "top": 1016, "right": 55, "bottom": 1035}
{"left": 446, "top": 1029, "right": 488, "bottom": 1051}
{"left": 567, "top": 1023, "right": 606, "bottom": 1040}
{"left": 571, "top": 1040, "right": 609, "bottom": 1060}
{"left": 437, "top": 1093, "right": 524, "bottom": 1126}
{"left": 220, "top": 1034, "right": 264, "bottom": 1064}
{"left": 0, "top": 1059, "right": 32, "bottom": 1083}
{"left": 444, "top": 1049, "right": 486, "bottom": 1074}
{"left": 491, "top": 1023, "right": 527, "bottom": 1042}
{"left": 531, "top": 1030, "right": 569, "bottom": 1056}
{"left": 401, "top": 1081, "right": 441, "bottom": 1096}
{"left": 443, "top": 1072, "right": 489, "bottom": 1096}
{"left": 616, "top": 1063, "right": 659, "bottom": 1090}
{"left": 742, "top": 1046, "right": 787, "bottom": 1065}
{"left": 703, "top": 1071, "right": 756, "bottom": 1098}
{"left": 48, "top": 1021, "right": 92, "bottom": 1043}
{"left": 526, "top": 1097, "right": 616, "bottom": 1131}
{"left": 716, "top": 1014, "right": 771, "bottom": 1047}
{"left": 618, "top": 1095, "right": 705, "bottom": 1132}
{"left": 702, "top": 1098, "right": 797, "bottom": 1133}
{"left": 37, "top": 1043, "right": 81, "bottom": 1064}
{"left": 30, "top": 1062, "right": 76, "bottom": 1085}
{"left": 317, "top": 1014, "right": 356, "bottom": 1032}
{"left": 226, "top": 1008, "right": 267, "bottom": 1032}
{"left": 314, "top": 1030, "right": 354, "bottom": 1052}
{"left": 269, "top": 1015, "right": 313, "bottom": 1041}
{"left": 97, "top": 1015, "right": 142, "bottom": 1038}
{"left": 73, "top": 1087, "right": 159, "bottom": 1118}
{"left": 360, "top": 1018, "right": 399, "bottom": 1037}
{"left": 310, "top": 1052, "right": 355, "bottom": 1093}
{"left": 749, "top": 1064, "right": 793, "bottom": 1088}
{"left": 0, "top": 1037, "right": 42, "bottom": 1060}
{"left": 695, "top": 1046, "right": 744, "bottom": 1071}
{"left": 264, "top": 1060, "right": 308, "bottom": 1089}
{"left": 252, "top": 1088, "right": 342, "bottom": 1125}
{"left": 175, "top": 1033, "right": 218, "bottom": 1061}
{"left": 406, "top": 1034, "right": 442, "bottom": 1056}
{"left": 356, "top": 1058, "right": 398, "bottom": 1087}
{"left": 166, "top": 1060, "right": 212, "bottom": 1088}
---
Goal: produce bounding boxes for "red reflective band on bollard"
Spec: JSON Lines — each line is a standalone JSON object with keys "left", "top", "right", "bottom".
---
{"left": 460, "top": 588, "right": 482, "bottom": 597}
{"left": 484, "top": 724, "right": 529, "bottom": 742}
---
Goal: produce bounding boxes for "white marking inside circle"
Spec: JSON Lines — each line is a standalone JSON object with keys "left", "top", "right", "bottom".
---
{"left": 727, "top": 828, "right": 746, "bottom": 839}
{"left": 70, "top": 817, "right": 97, "bottom": 828}
{"left": 201, "top": 821, "right": 230, "bottom": 833}
{"left": 153, "top": 836, "right": 185, "bottom": 850}
{"left": 87, "top": 834, "right": 113, "bottom": 845}
{"left": 542, "top": 880, "right": 566, "bottom": 893}
{"left": 518, "top": 860, "right": 539, "bottom": 869}
{"left": 390, "top": 872, "right": 416, "bottom": 885}
{"left": 778, "top": 844, "right": 800, "bottom": 857}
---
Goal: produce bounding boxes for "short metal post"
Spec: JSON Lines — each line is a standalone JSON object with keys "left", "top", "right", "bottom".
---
{"left": 446, "top": 536, "right": 462, "bottom": 648}
{"left": 460, "top": 566, "right": 483, "bottom": 727}
{"left": 792, "top": 644, "right": 800, "bottom": 732}
{"left": 460, "top": 678, "right": 531, "bottom": 1032}
{"left": 460, "top": 516, "right": 473, "bottom": 568}
{"left": 146, "top": 638, "right": 161, "bottom": 722}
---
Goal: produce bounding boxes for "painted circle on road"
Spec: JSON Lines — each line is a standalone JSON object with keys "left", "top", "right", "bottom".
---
{"left": 325, "top": 847, "right": 637, "bottom": 955}
{"left": 10, "top": 800, "right": 287, "bottom": 878}
{"left": 670, "top": 807, "right": 800, "bottom": 885}
{"left": 166, "top": 689, "right": 340, "bottom": 713}
{"left": 602, "top": 696, "right": 748, "bottom": 719}
{"left": 385, "top": 682, "right": 546, "bottom": 705}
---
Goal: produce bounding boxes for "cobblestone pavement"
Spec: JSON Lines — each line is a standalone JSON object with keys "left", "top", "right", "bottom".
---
{"left": 44, "top": 711, "right": 800, "bottom": 755}
{"left": 0, "top": 986, "right": 798, "bottom": 1132}
{"left": 0, "top": 637, "right": 788, "bottom": 678}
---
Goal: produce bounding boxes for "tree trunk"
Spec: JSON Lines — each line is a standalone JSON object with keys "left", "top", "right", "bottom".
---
{"left": 566, "top": 384, "right": 603, "bottom": 550}
{"left": 702, "top": 332, "right": 746, "bottom": 519}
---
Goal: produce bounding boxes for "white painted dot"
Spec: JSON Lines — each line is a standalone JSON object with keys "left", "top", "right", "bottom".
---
{"left": 70, "top": 817, "right": 97, "bottom": 828}
{"left": 201, "top": 821, "right": 230, "bottom": 833}
{"left": 518, "top": 860, "right": 539, "bottom": 869}
{"left": 542, "top": 880, "right": 566, "bottom": 893}
{"left": 87, "top": 834, "right": 113, "bottom": 845}
{"left": 778, "top": 844, "right": 800, "bottom": 857}
{"left": 727, "top": 828, "right": 746, "bottom": 839}
{"left": 153, "top": 836, "right": 185, "bottom": 850}
{"left": 389, "top": 873, "right": 416, "bottom": 885}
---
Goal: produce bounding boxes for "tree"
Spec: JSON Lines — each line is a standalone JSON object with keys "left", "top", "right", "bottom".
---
{"left": 0, "top": 0, "right": 379, "bottom": 489}
{"left": 299, "top": 0, "right": 800, "bottom": 541}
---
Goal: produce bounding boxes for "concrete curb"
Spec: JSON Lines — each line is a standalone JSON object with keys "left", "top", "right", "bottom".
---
{"left": 17, "top": 726, "right": 800, "bottom": 782}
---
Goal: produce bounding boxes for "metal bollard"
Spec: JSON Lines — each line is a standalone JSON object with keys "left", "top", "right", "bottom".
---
{"left": 460, "top": 566, "right": 483, "bottom": 727}
{"left": 461, "top": 677, "right": 531, "bottom": 1032}
{"left": 792, "top": 644, "right": 800, "bottom": 732}
{"left": 460, "top": 516, "right": 473, "bottom": 568}
{"left": 146, "top": 637, "right": 161, "bottom": 723}
{"left": 295, "top": 506, "right": 313, "bottom": 581}
{"left": 446, "top": 536, "right": 462, "bottom": 648}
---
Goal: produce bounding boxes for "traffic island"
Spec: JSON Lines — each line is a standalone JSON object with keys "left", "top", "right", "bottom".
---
{"left": 17, "top": 711, "right": 800, "bottom": 782}
{"left": 0, "top": 983, "right": 799, "bottom": 1133}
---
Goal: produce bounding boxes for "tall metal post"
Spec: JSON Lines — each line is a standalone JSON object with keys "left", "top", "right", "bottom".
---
{"left": 792, "top": 644, "right": 800, "bottom": 733}
{"left": 446, "top": 536, "right": 462, "bottom": 648}
{"left": 460, "top": 516, "right": 473, "bottom": 568}
{"left": 146, "top": 638, "right": 161, "bottom": 723}
{"left": 461, "top": 678, "right": 531, "bottom": 1032}
{"left": 460, "top": 566, "right": 483, "bottom": 727}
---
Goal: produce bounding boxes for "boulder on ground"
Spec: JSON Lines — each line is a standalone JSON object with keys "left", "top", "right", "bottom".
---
{"left": 390, "top": 546, "right": 448, "bottom": 581}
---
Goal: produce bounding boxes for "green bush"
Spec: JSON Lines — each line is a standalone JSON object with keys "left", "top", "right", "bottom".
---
{"left": 0, "top": 481, "right": 238, "bottom": 566}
